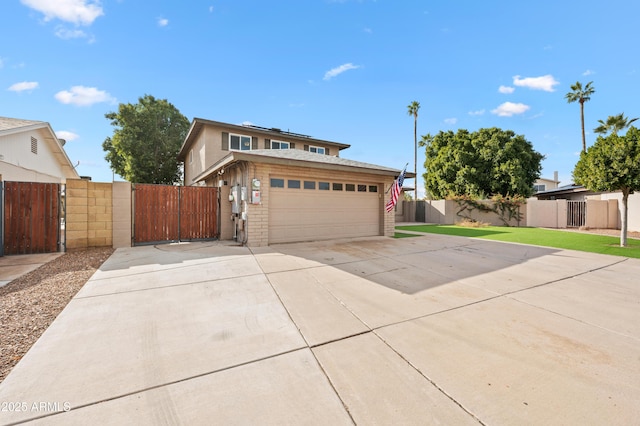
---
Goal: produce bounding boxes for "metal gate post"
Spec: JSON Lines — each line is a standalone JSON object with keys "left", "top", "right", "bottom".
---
{"left": 177, "top": 186, "right": 182, "bottom": 242}
{"left": 131, "top": 184, "right": 136, "bottom": 245}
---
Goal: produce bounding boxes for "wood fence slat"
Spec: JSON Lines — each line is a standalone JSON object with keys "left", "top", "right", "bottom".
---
{"left": 133, "top": 184, "right": 218, "bottom": 245}
{"left": 3, "top": 182, "right": 60, "bottom": 254}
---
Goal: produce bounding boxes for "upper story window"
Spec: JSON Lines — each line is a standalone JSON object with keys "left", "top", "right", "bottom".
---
{"left": 230, "top": 133, "right": 252, "bottom": 151}
{"left": 309, "top": 146, "right": 325, "bottom": 154}
{"left": 533, "top": 184, "right": 546, "bottom": 192}
{"left": 271, "top": 140, "right": 290, "bottom": 149}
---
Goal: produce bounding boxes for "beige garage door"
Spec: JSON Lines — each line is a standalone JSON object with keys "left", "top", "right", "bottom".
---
{"left": 269, "top": 177, "right": 382, "bottom": 244}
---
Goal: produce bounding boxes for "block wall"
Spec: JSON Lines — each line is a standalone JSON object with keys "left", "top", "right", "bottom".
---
{"left": 65, "top": 179, "right": 113, "bottom": 249}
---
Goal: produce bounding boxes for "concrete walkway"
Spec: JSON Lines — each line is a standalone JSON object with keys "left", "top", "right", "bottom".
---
{"left": 1, "top": 235, "right": 639, "bottom": 425}
{"left": 0, "top": 253, "right": 63, "bottom": 288}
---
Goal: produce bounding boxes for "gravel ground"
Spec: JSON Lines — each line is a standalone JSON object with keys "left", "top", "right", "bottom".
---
{"left": 0, "top": 247, "right": 114, "bottom": 383}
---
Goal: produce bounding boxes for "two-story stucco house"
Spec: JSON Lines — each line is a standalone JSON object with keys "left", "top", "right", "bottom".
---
{"left": 177, "top": 118, "right": 410, "bottom": 246}
{"left": 0, "top": 117, "right": 79, "bottom": 183}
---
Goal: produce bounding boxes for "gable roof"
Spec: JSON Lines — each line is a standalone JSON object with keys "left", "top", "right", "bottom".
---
{"left": 0, "top": 116, "right": 79, "bottom": 179}
{"left": 178, "top": 117, "right": 350, "bottom": 161}
{"left": 191, "top": 148, "right": 413, "bottom": 184}
{"left": 0, "top": 117, "right": 45, "bottom": 135}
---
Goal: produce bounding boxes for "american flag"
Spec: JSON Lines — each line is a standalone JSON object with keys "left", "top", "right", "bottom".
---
{"left": 385, "top": 166, "right": 406, "bottom": 213}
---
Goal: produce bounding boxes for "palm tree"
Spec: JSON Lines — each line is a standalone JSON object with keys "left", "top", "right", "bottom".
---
{"left": 407, "top": 101, "right": 420, "bottom": 199}
{"left": 594, "top": 113, "right": 639, "bottom": 135}
{"left": 565, "top": 81, "right": 595, "bottom": 152}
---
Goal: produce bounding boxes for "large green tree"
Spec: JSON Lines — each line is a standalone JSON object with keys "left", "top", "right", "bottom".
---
{"left": 565, "top": 81, "right": 595, "bottom": 153}
{"left": 594, "top": 113, "right": 638, "bottom": 136}
{"left": 421, "top": 127, "right": 544, "bottom": 199}
{"left": 573, "top": 126, "right": 640, "bottom": 247}
{"left": 103, "top": 95, "right": 190, "bottom": 184}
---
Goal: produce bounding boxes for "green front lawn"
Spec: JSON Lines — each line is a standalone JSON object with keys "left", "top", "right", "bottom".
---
{"left": 395, "top": 224, "right": 640, "bottom": 259}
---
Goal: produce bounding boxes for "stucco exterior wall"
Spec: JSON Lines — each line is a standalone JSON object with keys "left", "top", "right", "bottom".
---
{"left": 218, "top": 162, "right": 394, "bottom": 247}
{"left": 585, "top": 200, "right": 611, "bottom": 229}
{"left": 598, "top": 192, "right": 639, "bottom": 232}
{"left": 526, "top": 199, "right": 568, "bottom": 228}
{"left": 0, "top": 128, "right": 69, "bottom": 183}
{"left": 0, "top": 161, "right": 62, "bottom": 183}
{"left": 184, "top": 123, "right": 343, "bottom": 186}
{"left": 112, "top": 182, "right": 132, "bottom": 248}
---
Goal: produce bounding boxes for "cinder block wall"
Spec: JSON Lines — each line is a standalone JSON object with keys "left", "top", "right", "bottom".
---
{"left": 65, "top": 179, "right": 113, "bottom": 249}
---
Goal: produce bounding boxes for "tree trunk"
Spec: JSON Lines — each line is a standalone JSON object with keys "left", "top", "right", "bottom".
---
{"left": 621, "top": 189, "right": 629, "bottom": 247}
{"left": 580, "top": 100, "right": 586, "bottom": 153}
{"left": 414, "top": 116, "right": 417, "bottom": 200}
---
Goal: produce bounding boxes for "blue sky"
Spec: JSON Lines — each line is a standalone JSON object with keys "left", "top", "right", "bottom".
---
{"left": 2, "top": 0, "right": 639, "bottom": 196}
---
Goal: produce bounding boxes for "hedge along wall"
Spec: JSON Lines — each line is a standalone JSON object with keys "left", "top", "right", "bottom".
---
{"left": 65, "top": 179, "right": 113, "bottom": 249}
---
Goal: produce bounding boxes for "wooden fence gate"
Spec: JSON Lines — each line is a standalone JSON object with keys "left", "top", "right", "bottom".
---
{"left": 567, "top": 201, "right": 586, "bottom": 228}
{"left": 2, "top": 181, "right": 61, "bottom": 255}
{"left": 133, "top": 184, "right": 218, "bottom": 245}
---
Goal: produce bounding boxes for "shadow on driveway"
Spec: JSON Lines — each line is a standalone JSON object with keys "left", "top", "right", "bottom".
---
{"left": 1, "top": 236, "right": 638, "bottom": 425}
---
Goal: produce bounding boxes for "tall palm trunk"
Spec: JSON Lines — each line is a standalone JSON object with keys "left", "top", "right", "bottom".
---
{"left": 580, "top": 100, "right": 586, "bottom": 153}
{"left": 414, "top": 116, "right": 417, "bottom": 199}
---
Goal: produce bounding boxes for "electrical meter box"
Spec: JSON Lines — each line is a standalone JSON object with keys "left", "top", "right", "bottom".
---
{"left": 231, "top": 186, "right": 240, "bottom": 214}
{"left": 251, "top": 179, "right": 261, "bottom": 204}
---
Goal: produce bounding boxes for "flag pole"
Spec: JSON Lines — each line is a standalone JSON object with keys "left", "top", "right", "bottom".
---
{"left": 386, "top": 163, "right": 409, "bottom": 194}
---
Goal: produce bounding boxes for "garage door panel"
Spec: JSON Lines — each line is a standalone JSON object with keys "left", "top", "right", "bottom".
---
{"left": 269, "top": 182, "right": 382, "bottom": 244}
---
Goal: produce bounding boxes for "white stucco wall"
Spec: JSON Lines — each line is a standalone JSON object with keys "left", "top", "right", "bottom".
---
{"left": 598, "top": 192, "right": 640, "bottom": 232}
{"left": 0, "top": 128, "right": 68, "bottom": 183}
{"left": 526, "top": 199, "right": 567, "bottom": 228}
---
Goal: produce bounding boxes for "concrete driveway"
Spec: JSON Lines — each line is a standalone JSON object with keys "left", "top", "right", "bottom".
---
{"left": 0, "top": 234, "right": 639, "bottom": 425}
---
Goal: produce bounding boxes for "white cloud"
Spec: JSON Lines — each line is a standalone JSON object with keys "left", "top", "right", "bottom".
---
{"left": 54, "top": 85, "right": 115, "bottom": 106}
{"left": 491, "top": 102, "right": 530, "bottom": 117}
{"left": 582, "top": 69, "right": 595, "bottom": 76}
{"left": 55, "top": 26, "right": 88, "bottom": 39}
{"left": 323, "top": 63, "right": 360, "bottom": 80}
{"left": 8, "top": 81, "right": 39, "bottom": 92}
{"left": 512, "top": 74, "right": 559, "bottom": 92}
{"left": 444, "top": 117, "right": 458, "bottom": 125}
{"left": 498, "top": 85, "right": 515, "bottom": 94}
{"left": 56, "top": 130, "right": 79, "bottom": 141}
{"left": 468, "top": 109, "right": 485, "bottom": 116}
{"left": 157, "top": 17, "right": 169, "bottom": 27}
{"left": 21, "top": 0, "right": 104, "bottom": 26}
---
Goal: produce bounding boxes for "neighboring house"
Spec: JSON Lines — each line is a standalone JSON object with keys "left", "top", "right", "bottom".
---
{"left": 0, "top": 116, "right": 79, "bottom": 183}
{"left": 534, "top": 184, "right": 590, "bottom": 201}
{"left": 177, "top": 118, "right": 410, "bottom": 246}
{"left": 535, "top": 184, "right": 640, "bottom": 232}
{"left": 533, "top": 171, "right": 560, "bottom": 193}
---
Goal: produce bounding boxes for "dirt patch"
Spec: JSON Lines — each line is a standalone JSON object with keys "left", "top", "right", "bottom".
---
{"left": 0, "top": 247, "right": 114, "bottom": 383}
